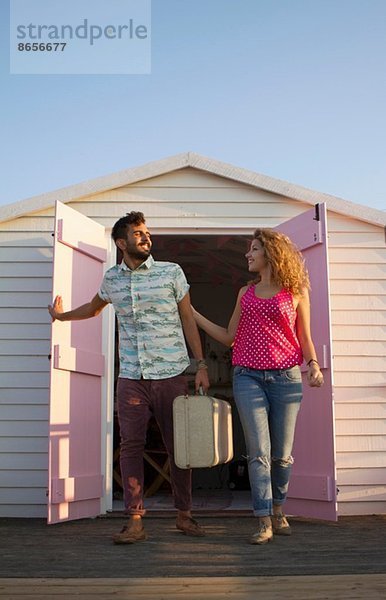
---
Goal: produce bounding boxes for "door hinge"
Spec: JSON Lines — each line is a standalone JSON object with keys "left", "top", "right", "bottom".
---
{"left": 313, "top": 203, "right": 320, "bottom": 221}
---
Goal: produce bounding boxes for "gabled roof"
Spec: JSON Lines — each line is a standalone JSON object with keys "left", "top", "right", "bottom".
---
{"left": 0, "top": 151, "right": 385, "bottom": 226}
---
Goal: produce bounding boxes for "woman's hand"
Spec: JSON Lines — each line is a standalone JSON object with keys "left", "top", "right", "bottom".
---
{"left": 307, "top": 362, "right": 324, "bottom": 387}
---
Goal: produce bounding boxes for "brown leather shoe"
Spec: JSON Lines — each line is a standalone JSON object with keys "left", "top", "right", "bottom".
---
{"left": 176, "top": 516, "right": 205, "bottom": 537}
{"left": 272, "top": 513, "right": 291, "bottom": 536}
{"left": 112, "top": 523, "right": 147, "bottom": 544}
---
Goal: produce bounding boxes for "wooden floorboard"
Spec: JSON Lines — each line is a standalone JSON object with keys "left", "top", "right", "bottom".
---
{"left": 1, "top": 515, "right": 385, "bottom": 581}
{"left": 1, "top": 575, "right": 386, "bottom": 599}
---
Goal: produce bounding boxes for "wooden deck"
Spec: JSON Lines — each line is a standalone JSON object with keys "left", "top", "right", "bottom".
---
{"left": 1, "top": 515, "right": 385, "bottom": 598}
{"left": 1, "top": 575, "right": 386, "bottom": 599}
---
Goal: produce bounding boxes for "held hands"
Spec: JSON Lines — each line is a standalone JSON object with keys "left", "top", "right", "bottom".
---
{"left": 48, "top": 295, "right": 63, "bottom": 322}
{"left": 307, "top": 361, "right": 324, "bottom": 388}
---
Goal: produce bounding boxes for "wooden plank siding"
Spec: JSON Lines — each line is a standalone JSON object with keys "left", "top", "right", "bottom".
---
{"left": 328, "top": 213, "right": 386, "bottom": 515}
{"left": 0, "top": 229, "right": 54, "bottom": 517}
{"left": 0, "top": 166, "right": 385, "bottom": 517}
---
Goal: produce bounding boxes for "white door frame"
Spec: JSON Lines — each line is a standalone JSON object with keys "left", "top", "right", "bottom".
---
{"left": 100, "top": 231, "right": 116, "bottom": 514}
{"left": 100, "top": 222, "right": 335, "bottom": 516}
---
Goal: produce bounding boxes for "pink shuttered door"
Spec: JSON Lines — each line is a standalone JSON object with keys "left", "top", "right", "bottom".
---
{"left": 276, "top": 203, "right": 337, "bottom": 520}
{"left": 48, "top": 202, "right": 107, "bottom": 524}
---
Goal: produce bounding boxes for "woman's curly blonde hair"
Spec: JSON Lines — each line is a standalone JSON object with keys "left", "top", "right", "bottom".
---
{"left": 250, "top": 228, "right": 310, "bottom": 296}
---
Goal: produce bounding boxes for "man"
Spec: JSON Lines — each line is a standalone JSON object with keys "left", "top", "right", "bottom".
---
{"left": 48, "top": 211, "right": 209, "bottom": 544}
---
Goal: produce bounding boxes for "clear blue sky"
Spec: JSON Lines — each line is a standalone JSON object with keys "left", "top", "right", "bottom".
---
{"left": 1, "top": 0, "right": 385, "bottom": 211}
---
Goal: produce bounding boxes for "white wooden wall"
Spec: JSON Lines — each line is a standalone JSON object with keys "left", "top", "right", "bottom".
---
{"left": 0, "top": 229, "right": 54, "bottom": 517}
{"left": 0, "top": 167, "right": 384, "bottom": 517}
{"left": 328, "top": 214, "right": 386, "bottom": 515}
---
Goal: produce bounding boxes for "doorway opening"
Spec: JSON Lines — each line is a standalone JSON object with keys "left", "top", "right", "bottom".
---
{"left": 112, "top": 234, "right": 253, "bottom": 512}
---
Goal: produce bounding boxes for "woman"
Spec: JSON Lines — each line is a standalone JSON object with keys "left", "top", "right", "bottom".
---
{"left": 193, "top": 228, "right": 324, "bottom": 545}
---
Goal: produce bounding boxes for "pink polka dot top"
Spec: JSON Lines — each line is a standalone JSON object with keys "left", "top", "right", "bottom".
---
{"left": 232, "top": 286, "right": 303, "bottom": 370}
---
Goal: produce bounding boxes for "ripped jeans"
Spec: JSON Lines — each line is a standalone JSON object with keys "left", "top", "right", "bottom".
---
{"left": 233, "top": 365, "right": 303, "bottom": 517}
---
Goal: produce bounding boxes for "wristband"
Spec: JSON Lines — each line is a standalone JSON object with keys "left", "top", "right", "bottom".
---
{"left": 197, "top": 359, "right": 208, "bottom": 371}
{"left": 307, "top": 359, "right": 319, "bottom": 367}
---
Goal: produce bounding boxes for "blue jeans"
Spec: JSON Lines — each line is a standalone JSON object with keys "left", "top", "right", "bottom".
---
{"left": 233, "top": 365, "right": 303, "bottom": 517}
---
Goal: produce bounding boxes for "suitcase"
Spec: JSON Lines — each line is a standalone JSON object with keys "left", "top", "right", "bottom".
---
{"left": 173, "top": 394, "right": 234, "bottom": 469}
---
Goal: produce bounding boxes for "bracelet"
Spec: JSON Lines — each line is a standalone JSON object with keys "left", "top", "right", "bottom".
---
{"left": 307, "top": 359, "right": 319, "bottom": 367}
{"left": 197, "top": 359, "right": 208, "bottom": 371}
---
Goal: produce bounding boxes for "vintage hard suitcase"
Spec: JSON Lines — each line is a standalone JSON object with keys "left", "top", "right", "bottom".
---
{"left": 173, "top": 394, "right": 234, "bottom": 469}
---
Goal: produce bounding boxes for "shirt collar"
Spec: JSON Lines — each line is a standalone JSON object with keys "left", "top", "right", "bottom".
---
{"left": 118, "top": 255, "right": 154, "bottom": 272}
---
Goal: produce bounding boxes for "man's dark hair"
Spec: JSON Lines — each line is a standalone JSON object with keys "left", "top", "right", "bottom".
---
{"left": 111, "top": 211, "right": 146, "bottom": 241}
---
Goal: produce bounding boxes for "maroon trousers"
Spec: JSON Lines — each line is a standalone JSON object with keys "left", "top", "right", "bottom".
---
{"left": 117, "top": 375, "right": 191, "bottom": 516}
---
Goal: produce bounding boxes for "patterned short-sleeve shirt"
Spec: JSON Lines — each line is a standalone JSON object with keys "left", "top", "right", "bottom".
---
{"left": 98, "top": 255, "right": 190, "bottom": 380}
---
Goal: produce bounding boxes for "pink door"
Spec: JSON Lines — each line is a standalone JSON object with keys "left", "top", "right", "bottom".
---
{"left": 276, "top": 203, "right": 337, "bottom": 520}
{"left": 48, "top": 202, "right": 107, "bottom": 524}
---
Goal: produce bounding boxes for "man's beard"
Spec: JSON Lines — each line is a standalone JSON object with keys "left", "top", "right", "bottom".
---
{"left": 127, "top": 244, "right": 151, "bottom": 260}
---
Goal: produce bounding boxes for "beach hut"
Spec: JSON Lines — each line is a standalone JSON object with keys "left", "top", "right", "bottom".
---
{"left": 0, "top": 152, "right": 384, "bottom": 522}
